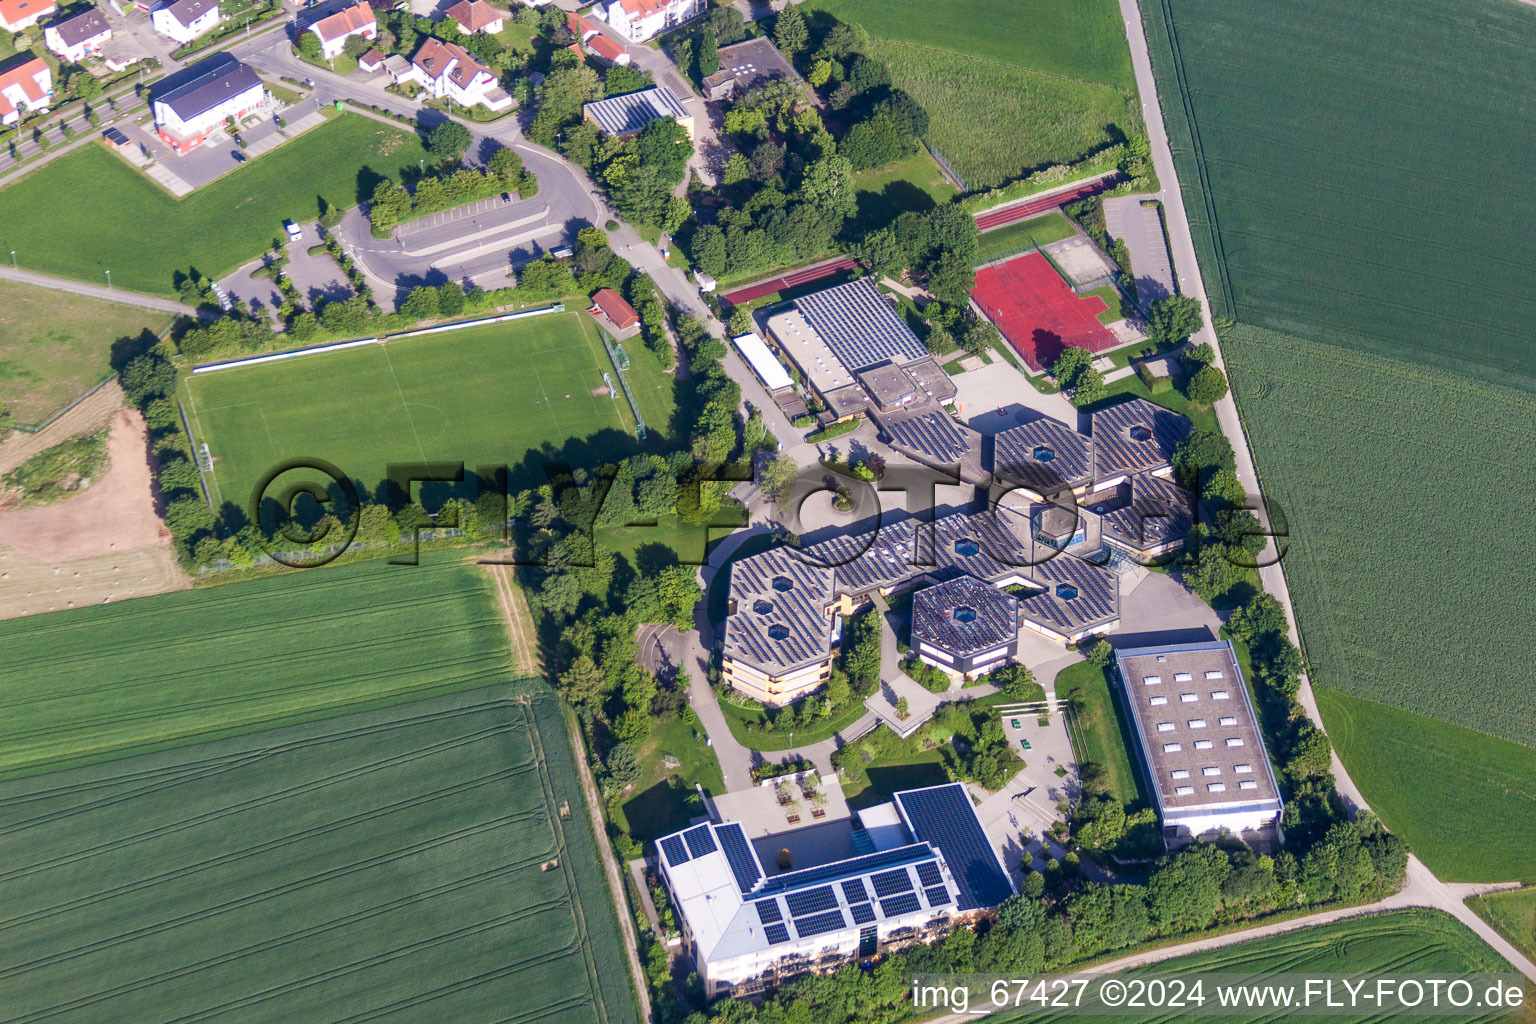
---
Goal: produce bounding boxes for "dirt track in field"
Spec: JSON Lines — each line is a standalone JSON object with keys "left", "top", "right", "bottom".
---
{"left": 0, "top": 405, "right": 189, "bottom": 620}
{"left": 485, "top": 561, "right": 541, "bottom": 676}
{"left": 0, "top": 379, "right": 124, "bottom": 477}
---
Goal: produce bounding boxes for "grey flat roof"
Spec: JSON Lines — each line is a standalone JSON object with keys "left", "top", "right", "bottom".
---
{"left": 912, "top": 574, "right": 1018, "bottom": 657}
{"left": 1090, "top": 397, "right": 1191, "bottom": 479}
{"left": 152, "top": 52, "right": 261, "bottom": 122}
{"left": 1114, "top": 639, "right": 1283, "bottom": 816}
{"left": 711, "top": 36, "right": 799, "bottom": 92}
{"left": 793, "top": 278, "right": 928, "bottom": 371}
{"left": 583, "top": 84, "right": 688, "bottom": 136}
{"left": 856, "top": 362, "right": 917, "bottom": 408}
{"left": 900, "top": 355, "right": 957, "bottom": 404}
{"left": 994, "top": 416, "right": 1094, "bottom": 494}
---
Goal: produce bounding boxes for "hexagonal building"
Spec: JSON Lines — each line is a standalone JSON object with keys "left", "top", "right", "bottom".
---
{"left": 910, "top": 575, "right": 1019, "bottom": 678}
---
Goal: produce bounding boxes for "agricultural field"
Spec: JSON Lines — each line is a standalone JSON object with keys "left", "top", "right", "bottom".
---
{"left": 0, "top": 556, "right": 519, "bottom": 779}
{"left": 804, "top": 0, "right": 1134, "bottom": 90}
{"left": 1141, "top": 0, "right": 1536, "bottom": 391}
{"left": 977, "top": 212, "right": 1080, "bottom": 265}
{"left": 0, "top": 686, "right": 637, "bottom": 1024}
{"left": 863, "top": 37, "right": 1139, "bottom": 192}
{"left": 1220, "top": 323, "right": 1536, "bottom": 881}
{"left": 182, "top": 312, "right": 636, "bottom": 508}
{"left": 0, "top": 115, "right": 432, "bottom": 296}
{"left": 0, "top": 279, "right": 167, "bottom": 426}
{"left": 1469, "top": 887, "right": 1536, "bottom": 962}
{"left": 1021, "top": 909, "right": 1513, "bottom": 1022}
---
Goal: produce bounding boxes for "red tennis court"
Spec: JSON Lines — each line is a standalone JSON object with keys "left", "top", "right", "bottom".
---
{"left": 971, "top": 251, "right": 1117, "bottom": 372}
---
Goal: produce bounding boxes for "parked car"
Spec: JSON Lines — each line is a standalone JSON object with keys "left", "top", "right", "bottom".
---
{"left": 1021, "top": 738, "right": 1032, "bottom": 750}
{"left": 284, "top": 220, "right": 302, "bottom": 241}
{"left": 1009, "top": 718, "right": 1021, "bottom": 730}
{"left": 232, "top": 151, "right": 246, "bottom": 163}
{"left": 501, "top": 192, "right": 512, "bottom": 203}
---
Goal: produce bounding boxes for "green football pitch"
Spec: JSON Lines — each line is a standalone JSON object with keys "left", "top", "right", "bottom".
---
{"left": 183, "top": 312, "right": 635, "bottom": 508}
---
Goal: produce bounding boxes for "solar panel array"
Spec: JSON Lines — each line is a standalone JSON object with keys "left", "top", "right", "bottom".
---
{"left": 1019, "top": 548, "right": 1119, "bottom": 634}
{"left": 897, "top": 784, "right": 1015, "bottom": 911}
{"left": 682, "top": 824, "right": 717, "bottom": 859}
{"left": 716, "top": 822, "right": 763, "bottom": 894}
{"left": 793, "top": 278, "right": 928, "bottom": 371}
{"left": 751, "top": 844, "right": 936, "bottom": 896}
{"left": 764, "top": 923, "right": 790, "bottom": 944}
{"left": 915, "top": 861, "right": 944, "bottom": 888}
{"left": 659, "top": 835, "right": 689, "bottom": 868}
{"left": 784, "top": 885, "right": 839, "bottom": 917}
{"left": 887, "top": 411, "right": 972, "bottom": 464}
{"left": 924, "top": 886, "right": 953, "bottom": 907}
{"left": 849, "top": 902, "right": 876, "bottom": 925}
{"left": 1100, "top": 471, "right": 1195, "bottom": 552}
{"left": 792, "top": 909, "right": 848, "bottom": 938}
{"left": 879, "top": 893, "right": 921, "bottom": 917}
{"left": 1090, "top": 397, "right": 1193, "bottom": 478}
{"left": 840, "top": 878, "right": 870, "bottom": 904}
{"left": 870, "top": 868, "right": 914, "bottom": 898}
{"left": 994, "top": 416, "right": 1095, "bottom": 492}
{"left": 911, "top": 574, "right": 1019, "bottom": 658}
{"left": 721, "top": 546, "right": 837, "bottom": 675}
{"left": 754, "top": 899, "right": 783, "bottom": 925}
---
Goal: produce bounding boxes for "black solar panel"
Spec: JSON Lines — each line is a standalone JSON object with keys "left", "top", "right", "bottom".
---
{"left": 764, "top": 923, "right": 790, "bottom": 944}
{"left": 848, "top": 902, "right": 876, "bottom": 925}
{"left": 880, "top": 892, "right": 922, "bottom": 917}
{"left": 682, "top": 824, "right": 717, "bottom": 859}
{"left": 915, "top": 861, "right": 944, "bottom": 888}
{"left": 792, "top": 909, "right": 847, "bottom": 938}
{"left": 897, "top": 784, "right": 1014, "bottom": 911}
{"left": 716, "top": 822, "right": 762, "bottom": 894}
{"left": 794, "top": 278, "right": 927, "bottom": 371}
{"left": 754, "top": 899, "right": 783, "bottom": 925}
{"left": 784, "top": 886, "right": 838, "bottom": 917}
{"left": 889, "top": 411, "right": 970, "bottom": 463}
{"left": 751, "top": 843, "right": 934, "bottom": 895}
{"left": 659, "top": 835, "right": 689, "bottom": 867}
{"left": 924, "top": 886, "right": 953, "bottom": 907}
{"left": 871, "top": 868, "right": 914, "bottom": 898}
{"left": 840, "top": 878, "right": 869, "bottom": 904}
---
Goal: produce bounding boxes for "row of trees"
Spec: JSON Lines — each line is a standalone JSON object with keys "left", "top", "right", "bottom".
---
{"left": 368, "top": 143, "right": 534, "bottom": 235}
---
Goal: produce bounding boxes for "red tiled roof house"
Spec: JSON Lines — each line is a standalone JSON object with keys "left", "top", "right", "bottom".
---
{"left": 0, "top": 55, "right": 51, "bottom": 126}
{"left": 308, "top": 1, "right": 376, "bottom": 60}
{"left": 590, "top": 288, "right": 639, "bottom": 330}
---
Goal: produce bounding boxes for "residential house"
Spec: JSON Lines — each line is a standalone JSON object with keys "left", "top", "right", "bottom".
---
{"left": 583, "top": 31, "right": 627, "bottom": 67}
{"left": 443, "top": 0, "right": 503, "bottom": 35}
{"left": 0, "top": 55, "right": 51, "bottom": 126}
{"left": 44, "top": 7, "right": 111, "bottom": 62}
{"left": 399, "top": 36, "right": 511, "bottom": 110}
{"left": 308, "top": 1, "right": 375, "bottom": 60}
{"left": 150, "top": 51, "right": 265, "bottom": 152}
{"left": 151, "top": 0, "right": 221, "bottom": 44}
{"left": 0, "top": 0, "right": 55, "bottom": 32}
{"left": 356, "top": 47, "right": 384, "bottom": 72}
{"left": 600, "top": 0, "right": 702, "bottom": 43}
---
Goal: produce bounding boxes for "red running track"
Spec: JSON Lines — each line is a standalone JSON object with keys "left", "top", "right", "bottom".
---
{"left": 971, "top": 251, "right": 1116, "bottom": 372}
{"left": 974, "top": 175, "right": 1116, "bottom": 232}
{"left": 719, "top": 257, "right": 859, "bottom": 306}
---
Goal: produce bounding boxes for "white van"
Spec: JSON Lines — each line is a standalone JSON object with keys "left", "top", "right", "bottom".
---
{"left": 284, "top": 221, "right": 302, "bottom": 241}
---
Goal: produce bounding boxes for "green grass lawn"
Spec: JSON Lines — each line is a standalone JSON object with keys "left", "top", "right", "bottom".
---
{"left": 0, "top": 279, "right": 167, "bottom": 425}
{"left": 1021, "top": 909, "right": 1513, "bottom": 1021}
{"left": 0, "top": 686, "right": 637, "bottom": 1024}
{"left": 863, "top": 37, "right": 1138, "bottom": 192}
{"left": 1054, "top": 660, "right": 1146, "bottom": 809}
{"left": 0, "top": 115, "right": 432, "bottom": 296}
{"left": 1215, "top": 323, "right": 1536, "bottom": 882}
{"left": 183, "top": 312, "right": 636, "bottom": 507}
{"left": 718, "top": 695, "right": 869, "bottom": 752}
{"left": 842, "top": 747, "right": 948, "bottom": 810}
{"left": 1083, "top": 283, "right": 1131, "bottom": 324}
{"left": 803, "top": 0, "right": 1134, "bottom": 90}
{"left": 977, "top": 211, "right": 1078, "bottom": 264}
{"left": 615, "top": 712, "right": 726, "bottom": 842}
{"left": 0, "top": 557, "right": 523, "bottom": 779}
{"left": 851, "top": 149, "right": 959, "bottom": 234}
{"left": 1468, "top": 887, "right": 1536, "bottom": 962}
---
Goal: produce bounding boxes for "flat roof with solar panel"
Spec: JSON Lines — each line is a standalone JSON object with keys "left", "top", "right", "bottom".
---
{"left": 653, "top": 784, "right": 1010, "bottom": 995}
